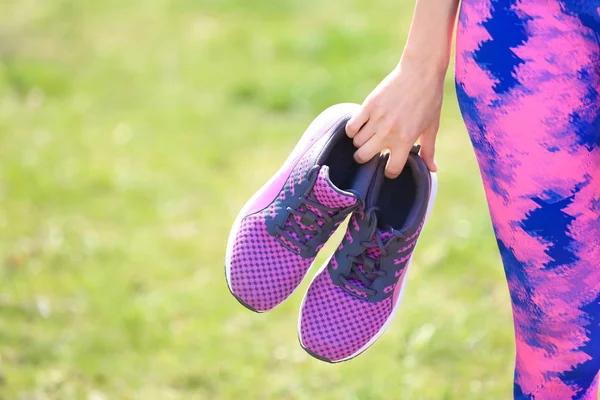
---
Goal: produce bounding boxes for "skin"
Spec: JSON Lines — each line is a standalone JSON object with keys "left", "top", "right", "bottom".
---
{"left": 346, "top": 0, "right": 460, "bottom": 178}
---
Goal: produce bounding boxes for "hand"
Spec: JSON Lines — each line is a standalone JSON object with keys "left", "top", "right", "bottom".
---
{"left": 346, "top": 60, "right": 445, "bottom": 178}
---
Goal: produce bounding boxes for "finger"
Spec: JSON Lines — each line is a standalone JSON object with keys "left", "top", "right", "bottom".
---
{"left": 346, "top": 106, "right": 370, "bottom": 138}
{"left": 352, "top": 120, "right": 377, "bottom": 148}
{"left": 354, "top": 135, "right": 385, "bottom": 164}
{"left": 385, "top": 143, "right": 413, "bottom": 179}
{"left": 419, "top": 126, "right": 438, "bottom": 172}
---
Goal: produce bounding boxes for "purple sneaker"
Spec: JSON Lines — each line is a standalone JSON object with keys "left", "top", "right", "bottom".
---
{"left": 225, "top": 104, "right": 380, "bottom": 313}
{"left": 298, "top": 148, "right": 437, "bottom": 362}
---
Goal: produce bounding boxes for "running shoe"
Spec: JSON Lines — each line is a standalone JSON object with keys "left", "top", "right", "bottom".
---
{"left": 298, "top": 148, "right": 437, "bottom": 362}
{"left": 225, "top": 103, "right": 380, "bottom": 312}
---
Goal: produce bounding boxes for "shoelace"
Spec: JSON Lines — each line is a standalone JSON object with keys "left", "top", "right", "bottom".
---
{"left": 274, "top": 167, "right": 347, "bottom": 254}
{"left": 340, "top": 209, "right": 390, "bottom": 297}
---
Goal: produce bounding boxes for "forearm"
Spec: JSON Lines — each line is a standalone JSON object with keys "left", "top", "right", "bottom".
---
{"left": 399, "top": 0, "right": 460, "bottom": 73}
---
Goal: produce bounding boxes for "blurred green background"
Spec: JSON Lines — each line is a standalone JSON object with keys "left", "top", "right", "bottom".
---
{"left": 0, "top": 0, "right": 516, "bottom": 399}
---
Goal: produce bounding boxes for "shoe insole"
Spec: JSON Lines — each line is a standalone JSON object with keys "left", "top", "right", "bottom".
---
{"left": 323, "top": 134, "right": 360, "bottom": 191}
{"left": 378, "top": 165, "right": 416, "bottom": 230}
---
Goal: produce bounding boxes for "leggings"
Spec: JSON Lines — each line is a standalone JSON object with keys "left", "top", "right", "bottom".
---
{"left": 455, "top": 1, "right": 600, "bottom": 398}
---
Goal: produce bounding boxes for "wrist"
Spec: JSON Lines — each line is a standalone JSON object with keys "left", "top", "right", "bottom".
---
{"left": 398, "top": 47, "right": 450, "bottom": 77}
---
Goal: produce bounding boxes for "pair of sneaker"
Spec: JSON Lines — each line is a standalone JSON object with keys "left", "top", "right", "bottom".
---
{"left": 225, "top": 103, "right": 437, "bottom": 363}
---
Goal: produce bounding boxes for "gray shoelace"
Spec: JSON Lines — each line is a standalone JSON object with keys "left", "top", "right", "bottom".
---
{"left": 340, "top": 210, "right": 390, "bottom": 297}
{"left": 275, "top": 195, "right": 339, "bottom": 254}
{"left": 274, "top": 167, "right": 350, "bottom": 255}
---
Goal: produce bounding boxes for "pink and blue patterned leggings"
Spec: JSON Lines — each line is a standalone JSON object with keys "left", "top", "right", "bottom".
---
{"left": 455, "top": 0, "right": 600, "bottom": 398}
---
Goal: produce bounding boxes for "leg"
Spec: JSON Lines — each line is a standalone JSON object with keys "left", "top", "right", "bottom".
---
{"left": 456, "top": 0, "right": 600, "bottom": 398}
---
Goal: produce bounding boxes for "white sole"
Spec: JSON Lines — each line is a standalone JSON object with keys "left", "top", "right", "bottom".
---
{"left": 298, "top": 172, "right": 438, "bottom": 361}
{"left": 224, "top": 103, "right": 361, "bottom": 312}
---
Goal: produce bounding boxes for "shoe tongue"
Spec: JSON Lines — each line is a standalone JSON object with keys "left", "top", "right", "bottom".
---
{"left": 375, "top": 229, "right": 395, "bottom": 242}
{"left": 311, "top": 166, "right": 359, "bottom": 209}
{"left": 377, "top": 220, "right": 410, "bottom": 240}
{"left": 365, "top": 221, "right": 395, "bottom": 260}
{"left": 279, "top": 166, "right": 358, "bottom": 249}
{"left": 377, "top": 223, "right": 398, "bottom": 238}
{"left": 343, "top": 216, "right": 396, "bottom": 298}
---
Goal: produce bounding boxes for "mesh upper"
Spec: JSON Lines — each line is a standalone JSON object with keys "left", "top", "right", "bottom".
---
{"left": 230, "top": 213, "right": 311, "bottom": 311}
{"left": 300, "top": 270, "right": 393, "bottom": 361}
{"left": 229, "top": 165, "right": 358, "bottom": 312}
{"left": 299, "top": 214, "right": 425, "bottom": 361}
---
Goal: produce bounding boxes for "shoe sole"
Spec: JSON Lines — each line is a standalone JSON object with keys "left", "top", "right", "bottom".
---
{"left": 224, "top": 103, "right": 361, "bottom": 313}
{"left": 297, "top": 172, "right": 438, "bottom": 362}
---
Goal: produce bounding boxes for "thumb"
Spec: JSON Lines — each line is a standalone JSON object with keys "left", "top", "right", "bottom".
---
{"left": 419, "top": 126, "right": 438, "bottom": 172}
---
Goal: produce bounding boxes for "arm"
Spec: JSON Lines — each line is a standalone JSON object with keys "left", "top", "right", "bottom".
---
{"left": 346, "top": 0, "right": 460, "bottom": 177}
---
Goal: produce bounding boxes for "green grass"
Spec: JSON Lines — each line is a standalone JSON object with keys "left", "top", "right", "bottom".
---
{"left": 0, "top": 0, "right": 516, "bottom": 398}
